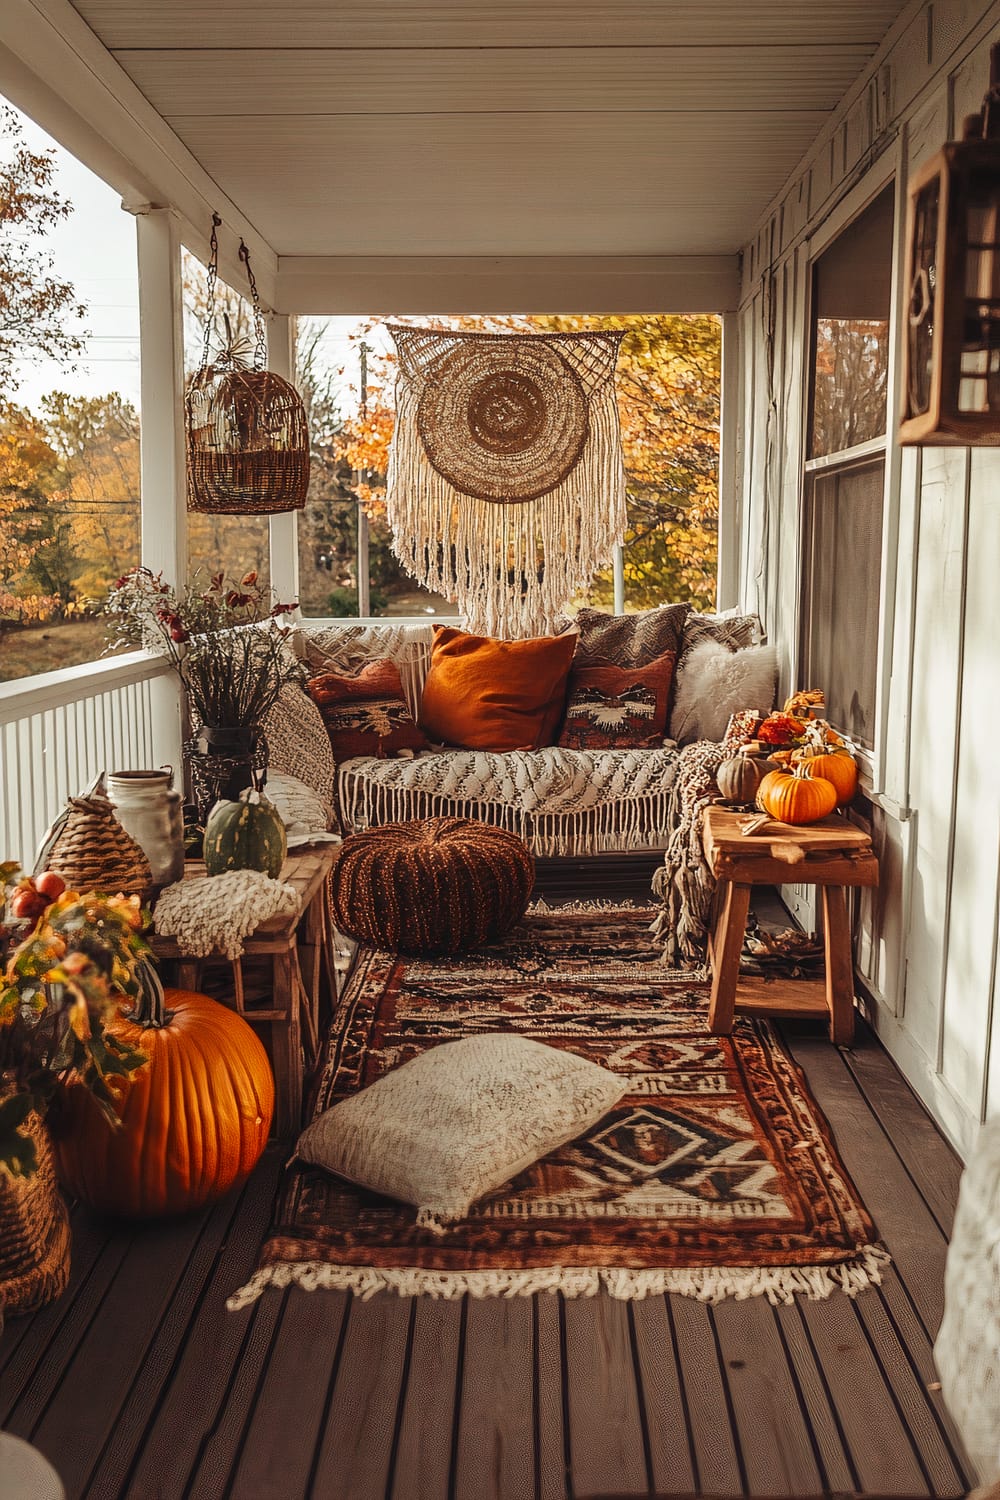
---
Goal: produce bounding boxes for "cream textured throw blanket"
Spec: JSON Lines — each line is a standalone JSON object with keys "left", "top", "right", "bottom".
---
{"left": 155, "top": 870, "right": 300, "bottom": 960}
{"left": 338, "top": 745, "right": 681, "bottom": 858}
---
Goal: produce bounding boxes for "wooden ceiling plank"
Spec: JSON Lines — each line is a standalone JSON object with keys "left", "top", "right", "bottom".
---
{"left": 70, "top": 1, "right": 909, "bottom": 51}
{"left": 114, "top": 44, "right": 876, "bottom": 117}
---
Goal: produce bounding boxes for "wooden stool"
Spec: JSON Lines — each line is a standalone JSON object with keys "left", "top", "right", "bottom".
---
{"left": 702, "top": 806, "right": 879, "bottom": 1045}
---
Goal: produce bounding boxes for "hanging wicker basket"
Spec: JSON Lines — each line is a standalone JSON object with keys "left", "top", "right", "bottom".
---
{"left": 185, "top": 216, "right": 310, "bottom": 516}
{"left": 42, "top": 790, "right": 152, "bottom": 900}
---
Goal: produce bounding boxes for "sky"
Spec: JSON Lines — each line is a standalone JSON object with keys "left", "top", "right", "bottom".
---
{"left": 4, "top": 94, "right": 375, "bottom": 421}
{"left": 7, "top": 98, "right": 143, "bottom": 412}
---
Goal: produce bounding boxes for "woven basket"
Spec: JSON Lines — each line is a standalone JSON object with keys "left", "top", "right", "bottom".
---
{"left": 185, "top": 367, "right": 310, "bottom": 515}
{"left": 0, "top": 1105, "right": 71, "bottom": 1316}
{"left": 44, "top": 791, "right": 151, "bottom": 899}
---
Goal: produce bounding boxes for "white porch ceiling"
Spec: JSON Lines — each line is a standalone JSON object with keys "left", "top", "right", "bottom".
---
{"left": 68, "top": 0, "right": 910, "bottom": 261}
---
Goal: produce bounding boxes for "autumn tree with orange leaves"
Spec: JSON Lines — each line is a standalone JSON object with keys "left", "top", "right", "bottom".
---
{"left": 329, "top": 313, "right": 721, "bottom": 612}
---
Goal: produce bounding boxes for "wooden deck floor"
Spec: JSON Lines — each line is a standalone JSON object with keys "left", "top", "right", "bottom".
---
{"left": 0, "top": 893, "right": 975, "bottom": 1499}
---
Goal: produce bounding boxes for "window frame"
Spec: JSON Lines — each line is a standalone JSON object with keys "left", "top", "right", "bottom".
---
{"left": 795, "top": 149, "right": 905, "bottom": 793}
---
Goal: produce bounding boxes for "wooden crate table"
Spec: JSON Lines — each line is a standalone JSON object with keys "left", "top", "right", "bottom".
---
{"left": 150, "top": 845, "right": 339, "bottom": 1134}
{"left": 701, "top": 805, "right": 879, "bottom": 1045}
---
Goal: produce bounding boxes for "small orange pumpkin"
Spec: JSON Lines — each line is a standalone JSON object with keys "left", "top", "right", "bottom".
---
{"left": 53, "top": 974, "right": 274, "bottom": 1218}
{"left": 757, "top": 765, "right": 838, "bottom": 825}
{"left": 796, "top": 751, "right": 858, "bottom": 807}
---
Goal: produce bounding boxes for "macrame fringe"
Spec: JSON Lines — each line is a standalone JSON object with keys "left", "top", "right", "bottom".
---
{"left": 227, "top": 1244, "right": 890, "bottom": 1312}
{"left": 387, "top": 378, "right": 625, "bottom": 639}
{"left": 340, "top": 776, "right": 673, "bottom": 859}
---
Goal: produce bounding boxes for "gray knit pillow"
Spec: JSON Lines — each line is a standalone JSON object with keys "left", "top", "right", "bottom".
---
{"left": 263, "top": 682, "right": 337, "bottom": 810}
{"left": 573, "top": 603, "right": 690, "bottom": 668}
{"left": 680, "top": 610, "right": 760, "bottom": 659}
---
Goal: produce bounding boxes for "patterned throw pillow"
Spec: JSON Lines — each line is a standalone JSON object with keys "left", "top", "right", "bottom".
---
{"left": 572, "top": 603, "right": 690, "bottom": 668}
{"left": 307, "top": 660, "right": 430, "bottom": 760}
{"left": 295, "top": 1033, "right": 627, "bottom": 1231}
{"left": 557, "top": 652, "right": 677, "bottom": 749}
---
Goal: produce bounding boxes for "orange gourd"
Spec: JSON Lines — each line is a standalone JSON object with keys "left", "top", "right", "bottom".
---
{"left": 53, "top": 978, "right": 273, "bottom": 1218}
{"left": 757, "top": 765, "right": 838, "bottom": 825}
{"left": 795, "top": 751, "right": 858, "bottom": 807}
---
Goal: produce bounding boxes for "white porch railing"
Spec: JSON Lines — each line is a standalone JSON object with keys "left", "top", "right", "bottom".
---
{"left": 0, "top": 653, "right": 179, "bottom": 871}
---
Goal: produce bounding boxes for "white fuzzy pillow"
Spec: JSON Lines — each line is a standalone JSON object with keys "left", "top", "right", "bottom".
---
{"left": 669, "top": 640, "right": 777, "bottom": 745}
{"left": 295, "top": 1033, "right": 627, "bottom": 1231}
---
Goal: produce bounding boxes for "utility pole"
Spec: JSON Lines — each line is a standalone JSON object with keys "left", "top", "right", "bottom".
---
{"left": 355, "top": 340, "right": 371, "bottom": 618}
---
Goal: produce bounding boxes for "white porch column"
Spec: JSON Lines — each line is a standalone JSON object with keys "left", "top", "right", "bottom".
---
{"left": 266, "top": 313, "right": 302, "bottom": 607}
{"left": 716, "top": 312, "right": 740, "bottom": 611}
{"left": 134, "top": 205, "right": 186, "bottom": 770}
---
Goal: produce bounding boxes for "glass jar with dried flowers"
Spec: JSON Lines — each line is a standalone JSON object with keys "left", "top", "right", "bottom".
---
{"left": 105, "top": 567, "right": 303, "bottom": 808}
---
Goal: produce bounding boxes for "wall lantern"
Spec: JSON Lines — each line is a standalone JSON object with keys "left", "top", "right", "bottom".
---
{"left": 900, "top": 45, "right": 1000, "bottom": 445}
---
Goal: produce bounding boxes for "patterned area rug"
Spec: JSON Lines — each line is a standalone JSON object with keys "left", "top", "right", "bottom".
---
{"left": 230, "top": 907, "right": 887, "bottom": 1307}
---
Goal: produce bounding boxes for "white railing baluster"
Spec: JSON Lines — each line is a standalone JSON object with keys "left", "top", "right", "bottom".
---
{"left": 0, "top": 654, "right": 174, "bottom": 863}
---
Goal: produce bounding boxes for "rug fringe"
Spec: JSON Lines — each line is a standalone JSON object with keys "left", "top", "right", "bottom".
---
{"left": 528, "top": 898, "right": 646, "bottom": 914}
{"left": 227, "top": 1244, "right": 890, "bottom": 1311}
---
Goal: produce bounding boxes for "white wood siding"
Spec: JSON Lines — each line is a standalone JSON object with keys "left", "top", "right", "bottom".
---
{"left": 736, "top": 0, "right": 1000, "bottom": 1154}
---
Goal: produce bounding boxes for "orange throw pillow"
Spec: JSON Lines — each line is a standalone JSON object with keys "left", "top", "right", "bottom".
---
{"left": 419, "top": 625, "right": 577, "bottom": 751}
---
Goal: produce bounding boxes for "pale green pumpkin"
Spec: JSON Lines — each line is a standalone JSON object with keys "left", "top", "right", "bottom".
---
{"left": 203, "top": 789, "right": 287, "bottom": 877}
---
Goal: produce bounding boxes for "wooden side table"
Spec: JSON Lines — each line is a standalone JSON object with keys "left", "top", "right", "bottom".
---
{"left": 701, "top": 806, "right": 879, "bottom": 1045}
{"left": 150, "top": 845, "right": 340, "bottom": 1134}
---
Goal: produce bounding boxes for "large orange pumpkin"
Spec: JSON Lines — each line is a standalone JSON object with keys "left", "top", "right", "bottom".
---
{"left": 795, "top": 750, "right": 858, "bottom": 807}
{"left": 53, "top": 978, "right": 274, "bottom": 1218}
{"left": 757, "top": 765, "right": 838, "bottom": 825}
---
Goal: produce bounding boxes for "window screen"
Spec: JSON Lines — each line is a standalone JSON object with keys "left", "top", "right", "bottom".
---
{"left": 800, "top": 458, "right": 884, "bottom": 748}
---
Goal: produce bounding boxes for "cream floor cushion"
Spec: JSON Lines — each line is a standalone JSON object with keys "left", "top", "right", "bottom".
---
{"left": 294, "top": 1033, "right": 627, "bottom": 1232}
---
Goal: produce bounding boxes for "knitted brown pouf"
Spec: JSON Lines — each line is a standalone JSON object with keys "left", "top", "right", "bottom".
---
{"left": 330, "top": 817, "right": 535, "bottom": 955}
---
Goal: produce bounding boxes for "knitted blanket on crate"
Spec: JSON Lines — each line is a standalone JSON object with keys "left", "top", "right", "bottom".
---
{"left": 337, "top": 745, "right": 681, "bottom": 858}
{"left": 651, "top": 719, "right": 758, "bottom": 967}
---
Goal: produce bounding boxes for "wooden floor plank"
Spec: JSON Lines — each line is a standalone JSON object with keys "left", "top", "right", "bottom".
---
{"left": 852, "top": 1282, "right": 967, "bottom": 1496}
{"left": 875, "top": 1266, "right": 975, "bottom": 1486}
{"left": 227, "top": 1288, "right": 352, "bottom": 1500}
{"left": 391, "top": 1297, "right": 464, "bottom": 1500}
{"left": 454, "top": 1293, "right": 537, "bottom": 1500}
{"left": 796, "top": 1292, "right": 931, "bottom": 1495}
{"left": 1, "top": 1232, "right": 135, "bottom": 1439}
{"left": 0, "top": 1205, "right": 116, "bottom": 1417}
{"left": 710, "top": 1296, "right": 825, "bottom": 1494}
{"left": 668, "top": 1296, "right": 744, "bottom": 1494}
{"left": 783, "top": 1032, "right": 949, "bottom": 1337}
{"left": 25, "top": 1209, "right": 216, "bottom": 1499}
{"left": 841, "top": 1039, "right": 963, "bottom": 1237}
{"left": 534, "top": 1293, "right": 569, "bottom": 1500}
{"left": 308, "top": 1292, "right": 414, "bottom": 1500}
{"left": 82, "top": 1181, "right": 261, "bottom": 1500}
{"left": 562, "top": 1294, "right": 650, "bottom": 1497}
{"left": 628, "top": 1295, "right": 697, "bottom": 1494}
{"left": 772, "top": 1301, "right": 859, "bottom": 1492}
{"left": 122, "top": 1149, "right": 285, "bottom": 1500}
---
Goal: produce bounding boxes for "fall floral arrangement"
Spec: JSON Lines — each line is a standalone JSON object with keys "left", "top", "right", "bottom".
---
{"left": 0, "top": 866, "right": 150, "bottom": 1177}
{"left": 105, "top": 567, "right": 302, "bottom": 731}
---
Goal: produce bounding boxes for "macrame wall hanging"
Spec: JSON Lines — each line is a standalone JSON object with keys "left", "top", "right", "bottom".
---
{"left": 385, "top": 325, "right": 626, "bottom": 639}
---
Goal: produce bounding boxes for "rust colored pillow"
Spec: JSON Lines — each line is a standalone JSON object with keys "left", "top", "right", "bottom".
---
{"left": 307, "top": 660, "right": 430, "bottom": 760}
{"left": 557, "top": 652, "right": 677, "bottom": 749}
{"left": 418, "top": 625, "right": 577, "bottom": 751}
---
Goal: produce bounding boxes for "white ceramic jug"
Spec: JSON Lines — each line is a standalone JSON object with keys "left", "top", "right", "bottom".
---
{"left": 107, "top": 767, "right": 185, "bottom": 888}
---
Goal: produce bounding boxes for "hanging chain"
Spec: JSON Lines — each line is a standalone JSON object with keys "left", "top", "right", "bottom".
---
{"left": 200, "top": 212, "right": 222, "bottom": 369}
{"left": 239, "top": 238, "right": 268, "bottom": 372}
